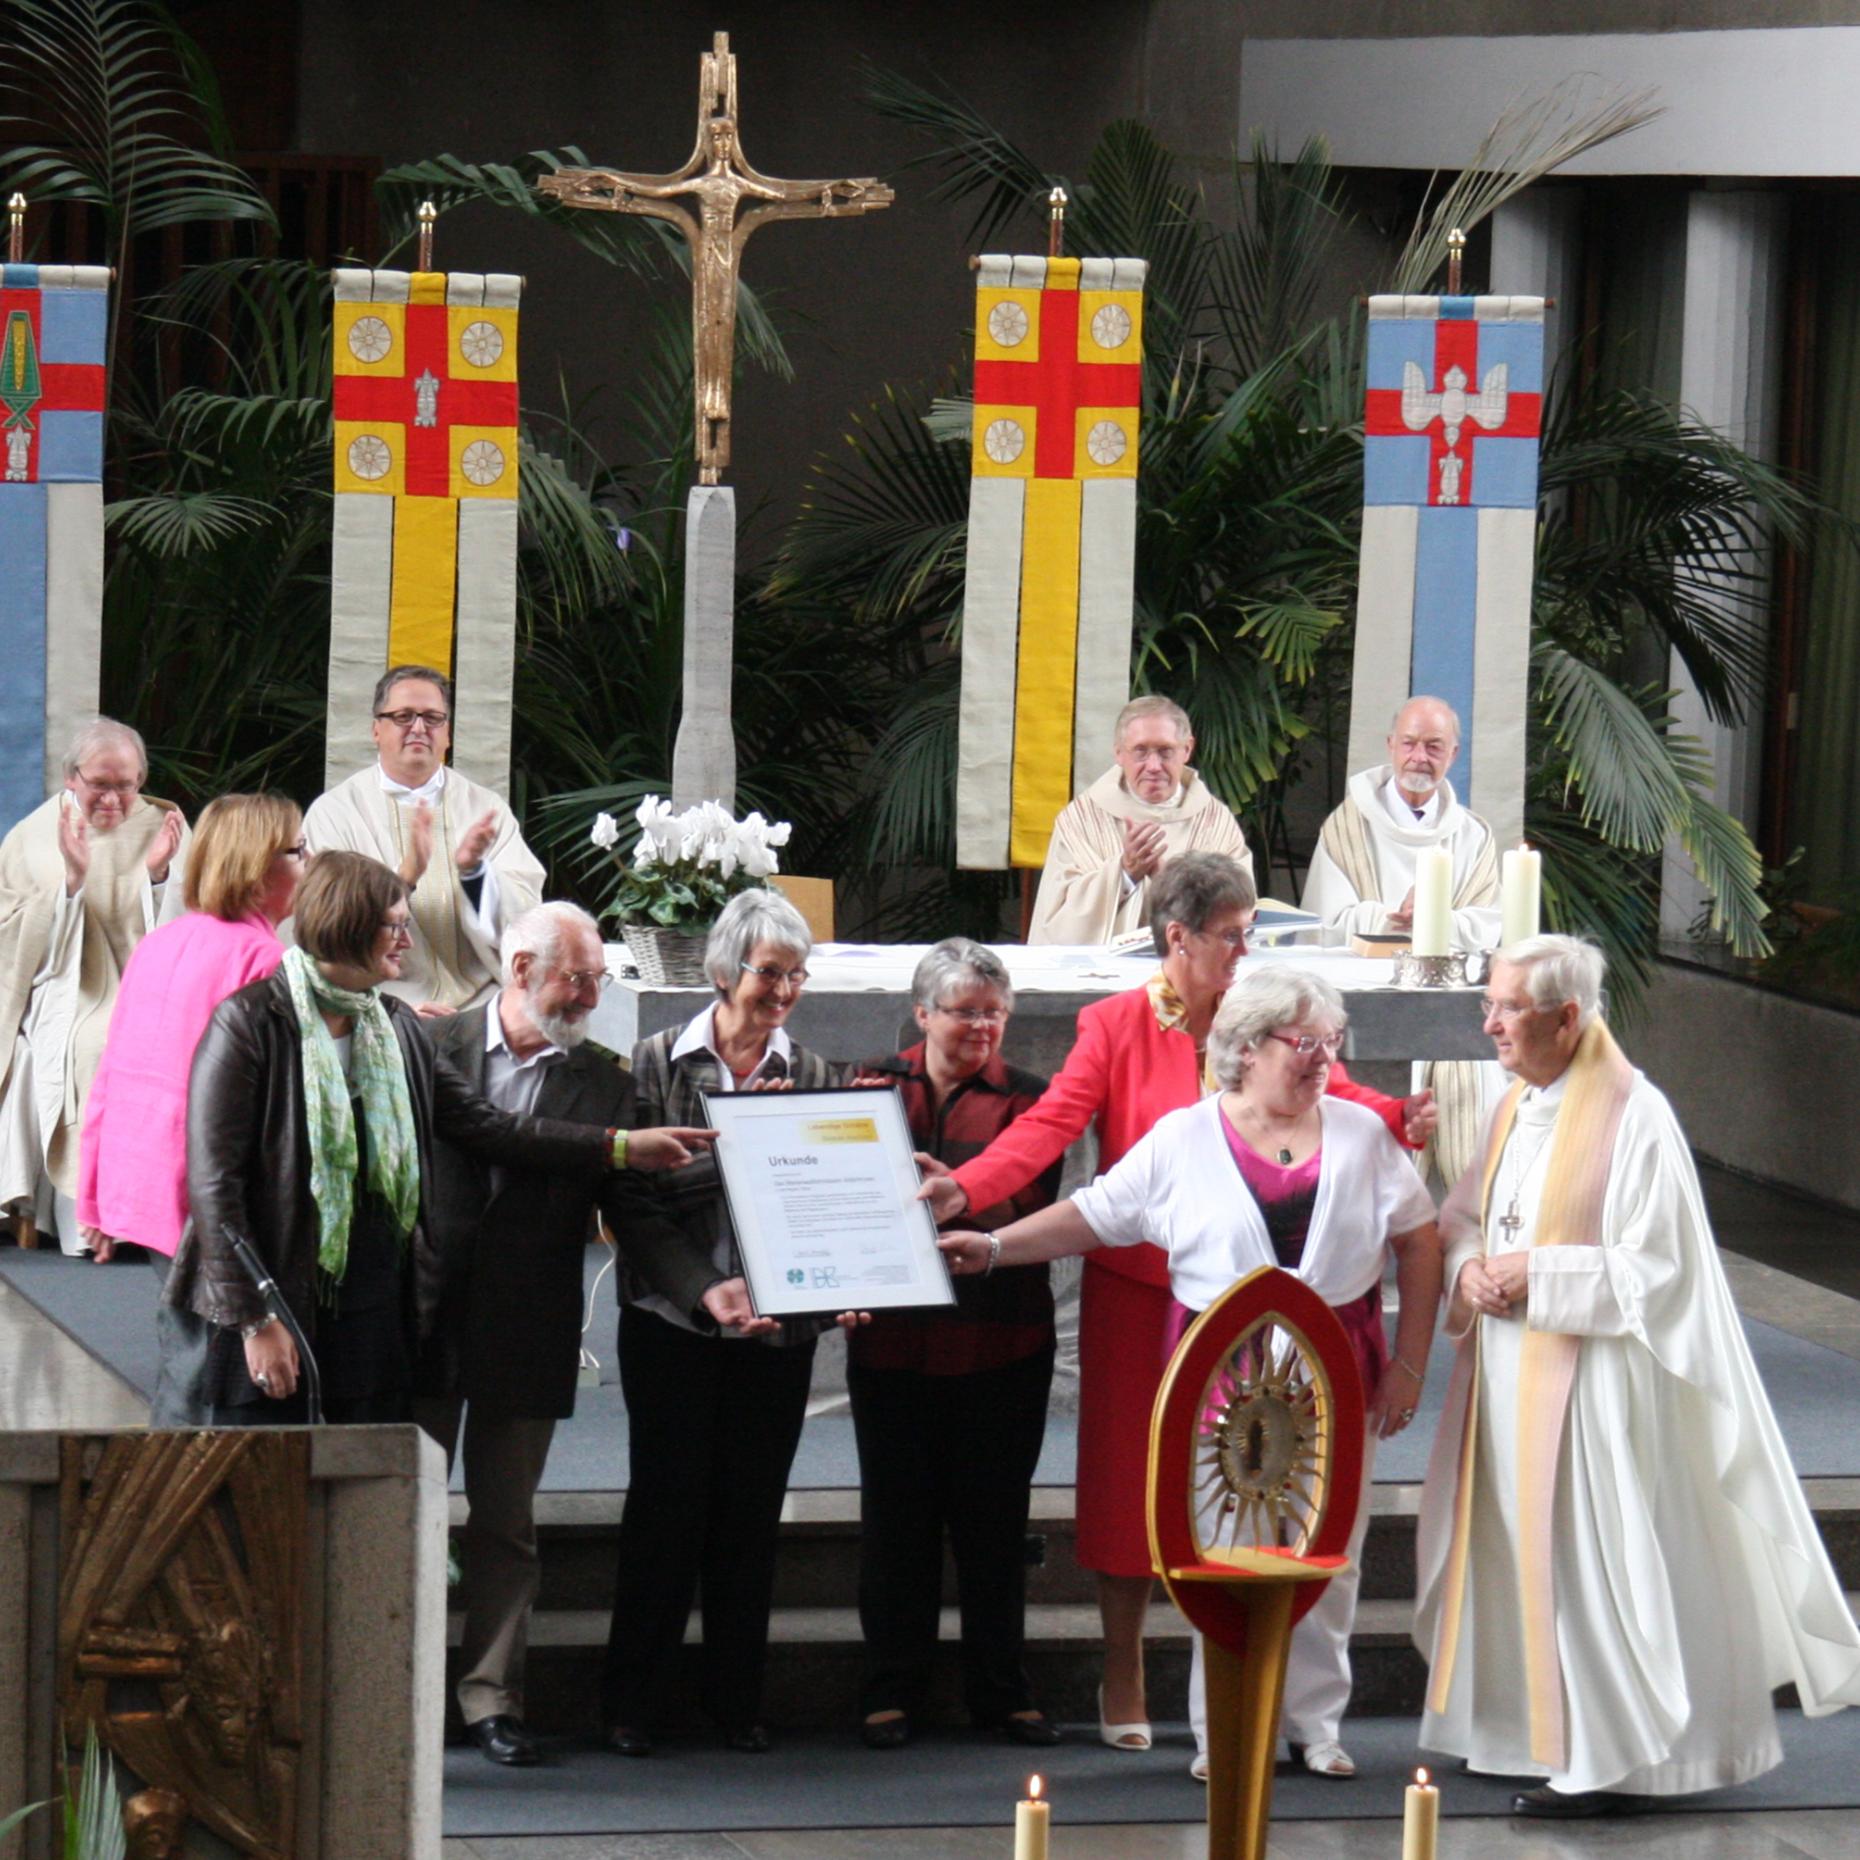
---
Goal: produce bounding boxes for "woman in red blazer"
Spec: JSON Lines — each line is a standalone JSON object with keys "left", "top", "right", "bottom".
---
{"left": 923, "top": 853, "right": 1431, "bottom": 1748}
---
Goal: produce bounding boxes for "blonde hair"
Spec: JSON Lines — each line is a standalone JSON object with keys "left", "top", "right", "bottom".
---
{"left": 183, "top": 793, "right": 302, "bottom": 920}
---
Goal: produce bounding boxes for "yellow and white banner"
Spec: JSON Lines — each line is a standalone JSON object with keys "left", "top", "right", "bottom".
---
{"left": 326, "top": 267, "right": 521, "bottom": 788}
{"left": 956, "top": 254, "right": 1147, "bottom": 870}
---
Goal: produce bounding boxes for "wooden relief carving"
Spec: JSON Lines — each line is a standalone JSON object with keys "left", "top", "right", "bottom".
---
{"left": 56, "top": 1432, "right": 308, "bottom": 1860}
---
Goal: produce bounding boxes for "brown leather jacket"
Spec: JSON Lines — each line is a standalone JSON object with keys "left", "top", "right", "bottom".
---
{"left": 165, "top": 968, "right": 610, "bottom": 1335}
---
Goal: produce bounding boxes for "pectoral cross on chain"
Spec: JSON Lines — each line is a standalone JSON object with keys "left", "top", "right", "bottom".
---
{"left": 1498, "top": 1199, "right": 1525, "bottom": 1234}
{"left": 538, "top": 33, "right": 895, "bottom": 485}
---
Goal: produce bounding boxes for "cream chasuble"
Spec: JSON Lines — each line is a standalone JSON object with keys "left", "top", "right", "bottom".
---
{"left": 1027, "top": 765, "right": 1252, "bottom": 946}
{"left": 0, "top": 792, "right": 189, "bottom": 1241}
{"left": 303, "top": 765, "right": 543, "bottom": 1010}
{"left": 1415, "top": 1035, "right": 1860, "bottom": 1796}
{"left": 1303, "top": 764, "right": 1504, "bottom": 1184}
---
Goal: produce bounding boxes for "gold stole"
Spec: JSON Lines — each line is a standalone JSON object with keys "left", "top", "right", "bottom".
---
{"left": 1425, "top": 1018, "right": 1636, "bottom": 1769}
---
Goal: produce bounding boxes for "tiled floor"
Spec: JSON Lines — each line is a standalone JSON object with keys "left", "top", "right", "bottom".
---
{"left": 436, "top": 1809, "right": 1860, "bottom": 1859}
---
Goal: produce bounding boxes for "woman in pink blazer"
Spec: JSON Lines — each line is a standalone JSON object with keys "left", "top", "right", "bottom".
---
{"left": 78, "top": 793, "right": 306, "bottom": 1260}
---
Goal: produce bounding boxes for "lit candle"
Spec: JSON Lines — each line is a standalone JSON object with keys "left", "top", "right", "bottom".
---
{"left": 1500, "top": 843, "right": 1542, "bottom": 947}
{"left": 1410, "top": 848, "right": 1452, "bottom": 957}
{"left": 1014, "top": 1774, "right": 1050, "bottom": 1860}
{"left": 1403, "top": 1766, "right": 1439, "bottom": 1860}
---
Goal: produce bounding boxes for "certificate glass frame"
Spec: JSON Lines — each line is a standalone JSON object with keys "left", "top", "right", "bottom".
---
{"left": 699, "top": 1085, "right": 958, "bottom": 1317}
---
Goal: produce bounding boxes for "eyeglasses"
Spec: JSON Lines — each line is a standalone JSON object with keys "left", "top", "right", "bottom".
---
{"left": 379, "top": 920, "right": 415, "bottom": 946}
{"left": 551, "top": 968, "right": 612, "bottom": 994}
{"left": 73, "top": 769, "right": 141, "bottom": 798}
{"left": 741, "top": 961, "right": 808, "bottom": 987}
{"left": 934, "top": 1005, "right": 1008, "bottom": 1025}
{"left": 280, "top": 842, "right": 309, "bottom": 861}
{"left": 374, "top": 709, "right": 450, "bottom": 732}
{"left": 1267, "top": 1031, "right": 1345, "bottom": 1059}
{"left": 1193, "top": 926, "right": 1252, "bottom": 951}
{"left": 1124, "top": 745, "right": 1185, "bottom": 765}
{"left": 1479, "top": 998, "right": 1540, "bottom": 1022}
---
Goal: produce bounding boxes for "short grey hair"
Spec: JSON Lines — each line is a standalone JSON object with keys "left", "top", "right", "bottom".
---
{"left": 1114, "top": 693, "right": 1191, "bottom": 748}
{"left": 501, "top": 900, "right": 603, "bottom": 986}
{"left": 704, "top": 887, "right": 812, "bottom": 993}
{"left": 1498, "top": 934, "right": 1605, "bottom": 1029}
{"left": 1149, "top": 852, "right": 1258, "bottom": 958}
{"left": 1207, "top": 967, "right": 1348, "bottom": 1092}
{"left": 62, "top": 717, "right": 147, "bottom": 782}
{"left": 1388, "top": 695, "right": 1463, "bottom": 740}
{"left": 910, "top": 937, "right": 1014, "bottom": 1014}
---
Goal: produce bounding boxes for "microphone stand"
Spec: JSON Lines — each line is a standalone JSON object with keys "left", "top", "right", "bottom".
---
{"left": 224, "top": 1225, "right": 324, "bottom": 1425}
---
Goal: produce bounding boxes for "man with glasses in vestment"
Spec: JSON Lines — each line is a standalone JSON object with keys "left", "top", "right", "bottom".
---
{"left": 1028, "top": 695, "right": 1254, "bottom": 945}
{"left": 305, "top": 665, "right": 543, "bottom": 1012}
{"left": 0, "top": 718, "right": 189, "bottom": 1252}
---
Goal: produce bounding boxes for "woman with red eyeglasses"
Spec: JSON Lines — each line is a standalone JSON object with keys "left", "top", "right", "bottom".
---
{"left": 917, "top": 853, "right": 1435, "bottom": 1762}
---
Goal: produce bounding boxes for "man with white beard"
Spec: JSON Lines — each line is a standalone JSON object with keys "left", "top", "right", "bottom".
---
{"left": 1302, "top": 695, "right": 1502, "bottom": 1182}
{"left": 1414, "top": 935, "right": 1860, "bottom": 1815}
{"left": 416, "top": 901, "right": 758, "bottom": 1767}
{"left": 0, "top": 719, "right": 188, "bottom": 1251}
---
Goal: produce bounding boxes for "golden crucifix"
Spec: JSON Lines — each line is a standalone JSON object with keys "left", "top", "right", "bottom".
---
{"left": 539, "top": 33, "right": 894, "bottom": 484}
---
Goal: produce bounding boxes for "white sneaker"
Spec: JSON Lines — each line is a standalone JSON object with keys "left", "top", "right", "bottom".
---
{"left": 1300, "top": 1739, "right": 1356, "bottom": 1779}
{"left": 1190, "top": 1752, "right": 1209, "bottom": 1783}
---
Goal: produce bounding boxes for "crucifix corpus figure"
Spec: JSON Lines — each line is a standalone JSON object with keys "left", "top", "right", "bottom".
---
{"left": 539, "top": 32, "right": 894, "bottom": 485}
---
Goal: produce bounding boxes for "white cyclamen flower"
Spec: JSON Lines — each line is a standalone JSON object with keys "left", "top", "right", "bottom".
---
{"left": 590, "top": 811, "right": 620, "bottom": 850}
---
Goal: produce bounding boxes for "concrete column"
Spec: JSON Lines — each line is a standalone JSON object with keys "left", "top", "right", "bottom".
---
{"left": 1661, "top": 189, "right": 1787, "bottom": 940}
{"left": 672, "top": 484, "right": 738, "bottom": 812}
{"left": 1489, "top": 186, "right": 1580, "bottom": 382}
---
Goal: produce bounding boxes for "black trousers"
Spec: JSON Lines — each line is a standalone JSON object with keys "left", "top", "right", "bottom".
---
{"left": 848, "top": 1344, "right": 1054, "bottom": 1723}
{"left": 600, "top": 1304, "right": 816, "bottom": 1730}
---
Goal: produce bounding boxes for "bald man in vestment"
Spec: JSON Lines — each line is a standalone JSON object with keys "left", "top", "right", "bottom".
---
{"left": 1028, "top": 697, "right": 1253, "bottom": 945}
{"left": 0, "top": 720, "right": 189, "bottom": 1252}
{"left": 304, "top": 665, "right": 543, "bottom": 1012}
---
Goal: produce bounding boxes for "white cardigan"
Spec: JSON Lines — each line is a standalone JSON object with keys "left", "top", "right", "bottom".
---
{"left": 1071, "top": 1094, "right": 1436, "bottom": 1312}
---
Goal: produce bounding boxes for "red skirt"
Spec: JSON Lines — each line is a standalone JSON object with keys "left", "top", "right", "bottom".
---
{"left": 1074, "top": 1261, "right": 1174, "bottom": 1577}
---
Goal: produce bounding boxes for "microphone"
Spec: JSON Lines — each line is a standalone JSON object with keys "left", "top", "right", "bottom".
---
{"left": 223, "top": 1225, "right": 324, "bottom": 1426}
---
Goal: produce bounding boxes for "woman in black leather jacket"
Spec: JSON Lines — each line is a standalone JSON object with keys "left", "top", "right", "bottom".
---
{"left": 159, "top": 852, "right": 626, "bottom": 1426}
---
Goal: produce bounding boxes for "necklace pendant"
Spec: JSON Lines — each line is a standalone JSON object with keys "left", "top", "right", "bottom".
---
{"left": 1498, "top": 1200, "right": 1524, "bottom": 1233}
{"left": 1276, "top": 1147, "right": 1293, "bottom": 1165}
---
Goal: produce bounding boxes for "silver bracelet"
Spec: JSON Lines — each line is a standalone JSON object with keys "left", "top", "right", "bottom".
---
{"left": 1393, "top": 1353, "right": 1425, "bottom": 1381}
{"left": 982, "top": 1233, "right": 1001, "bottom": 1277}
{"left": 240, "top": 1317, "right": 277, "bottom": 1341}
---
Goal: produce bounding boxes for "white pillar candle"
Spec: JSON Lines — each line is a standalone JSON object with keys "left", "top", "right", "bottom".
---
{"left": 1410, "top": 847, "right": 1452, "bottom": 957}
{"left": 1501, "top": 843, "right": 1542, "bottom": 947}
{"left": 1403, "top": 1767, "right": 1440, "bottom": 1860}
{"left": 1014, "top": 1777, "right": 1050, "bottom": 1860}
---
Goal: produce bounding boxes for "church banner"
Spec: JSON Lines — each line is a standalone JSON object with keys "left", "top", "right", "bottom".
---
{"left": 327, "top": 267, "right": 521, "bottom": 789}
{"left": 1348, "top": 294, "right": 1545, "bottom": 853}
{"left": 0, "top": 263, "right": 108, "bottom": 832}
{"left": 956, "top": 254, "right": 1147, "bottom": 870}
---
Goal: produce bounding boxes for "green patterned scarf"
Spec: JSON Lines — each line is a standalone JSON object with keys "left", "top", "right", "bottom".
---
{"left": 280, "top": 946, "right": 420, "bottom": 1284}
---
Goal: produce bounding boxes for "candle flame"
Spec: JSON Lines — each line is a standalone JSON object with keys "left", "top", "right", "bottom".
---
{"left": 1415, "top": 1766, "right": 1430, "bottom": 1786}
{"left": 1029, "top": 1775, "right": 1043, "bottom": 1801}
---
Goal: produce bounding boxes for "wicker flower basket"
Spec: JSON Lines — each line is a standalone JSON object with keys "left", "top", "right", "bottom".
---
{"left": 620, "top": 922, "right": 712, "bottom": 987}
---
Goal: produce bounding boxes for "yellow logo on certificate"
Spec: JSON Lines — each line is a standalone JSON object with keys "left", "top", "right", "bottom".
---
{"left": 802, "top": 1118, "right": 879, "bottom": 1145}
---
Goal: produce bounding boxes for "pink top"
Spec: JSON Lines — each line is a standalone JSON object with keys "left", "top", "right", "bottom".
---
{"left": 76, "top": 911, "right": 284, "bottom": 1255}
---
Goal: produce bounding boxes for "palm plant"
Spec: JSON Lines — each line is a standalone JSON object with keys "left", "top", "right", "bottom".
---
{"left": 766, "top": 71, "right": 1786, "bottom": 993}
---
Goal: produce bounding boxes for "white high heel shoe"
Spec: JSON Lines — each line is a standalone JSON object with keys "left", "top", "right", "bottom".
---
{"left": 1097, "top": 1684, "right": 1152, "bottom": 1752}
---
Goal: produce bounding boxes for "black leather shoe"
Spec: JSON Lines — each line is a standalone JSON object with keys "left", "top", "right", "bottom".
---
{"left": 603, "top": 1724, "right": 654, "bottom": 1758}
{"left": 1511, "top": 1787, "right": 1643, "bottom": 1818}
{"left": 861, "top": 1712, "right": 912, "bottom": 1750}
{"left": 997, "top": 1711, "right": 1062, "bottom": 1747}
{"left": 467, "top": 1715, "right": 540, "bottom": 1767}
{"left": 724, "top": 1724, "right": 772, "bottom": 1753}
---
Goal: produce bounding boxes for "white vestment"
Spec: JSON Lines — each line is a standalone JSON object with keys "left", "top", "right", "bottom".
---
{"left": 1028, "top": 765, "right": 1253, "bottom": 946}
{"left": 1301, "top": 766, "right": 1501, "bottom": 951}
{"left": 1415, "top": 1071, "right": 1860, "bottom": 1795}
{"left": 303, "top": 765, "right": 543, "bottom": 1010}
{"left": 0, "top": 793, "right": 188, "bottom": 1250}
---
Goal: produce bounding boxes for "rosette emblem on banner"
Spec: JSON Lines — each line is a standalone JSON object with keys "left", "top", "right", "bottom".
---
{"left": 1347, "top": 294, "right": 1546, "bottom": 852}
{"left": 0, "top": 262, "right": 108, "bottom": 831}
{"left": 956, "top": 255, "right": 1147, "bottom": 870}
{"left": 326, "top": 268, "right": 521, "bottom": 788}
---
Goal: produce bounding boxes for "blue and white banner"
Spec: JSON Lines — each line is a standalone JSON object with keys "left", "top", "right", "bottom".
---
{"left": 0, "top": 263, "right": 110, "bottom": 830}
{"left": 1348, "top": 294, "right": 1545, "bottom": 851}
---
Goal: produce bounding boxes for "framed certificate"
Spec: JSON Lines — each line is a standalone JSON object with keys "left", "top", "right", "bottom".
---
{"left": 700, "top": 1086, "right": 958, "bottom": 1317}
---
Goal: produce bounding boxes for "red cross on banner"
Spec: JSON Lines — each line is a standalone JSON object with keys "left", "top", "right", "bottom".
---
{"left": 1364, "top": 318, "right": 1541, "bottom": 507}
{"left": 973, "top": 272, "right": 1142, "bottom": 479}
{"left": 0, "top": 289, "right": 106, "bottom": 484}
{"left": 332, "top": 302, "right": 517, "bottom": 497}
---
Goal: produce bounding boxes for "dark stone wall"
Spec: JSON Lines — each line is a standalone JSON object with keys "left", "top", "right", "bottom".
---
{"left": 288, "top": 1, "right": 1152, "bottom": 545}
